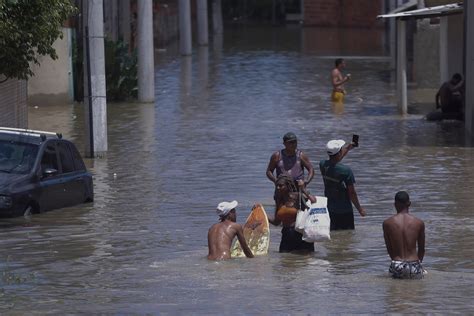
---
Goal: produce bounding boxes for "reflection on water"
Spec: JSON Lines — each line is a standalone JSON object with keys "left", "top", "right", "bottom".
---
{"left": 1, "top": 26, "right": 473, "bottom": 314}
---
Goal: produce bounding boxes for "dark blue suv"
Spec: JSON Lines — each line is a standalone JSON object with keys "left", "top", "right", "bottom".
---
{"left": 0, "top": 127, "right": 93, "bottom": 217}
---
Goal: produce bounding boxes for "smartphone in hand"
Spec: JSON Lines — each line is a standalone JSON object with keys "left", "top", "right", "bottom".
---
{"left": 352, "top": 134, "right": 359, "bottom": 147}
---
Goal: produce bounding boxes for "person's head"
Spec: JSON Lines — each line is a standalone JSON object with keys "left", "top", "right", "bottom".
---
{"left": 216, "top": 200, "right": 238, "bottom": 222}
{"left": 275, "top": 174, "right": 297, "bottom": 195}
{"left": 282, "top": 132, "right": 298, "bottom": 153}
{"left": 335, "top": 58, "right": 345, "bottom": 69}
{"left": 326, "top": 139, "right": 345, "bottom": 161}
{"left": 451, "top": 73, "right": 463, "bottom": 85}
{"left": 394, "top": 191, "right": 411, "bottom": 212}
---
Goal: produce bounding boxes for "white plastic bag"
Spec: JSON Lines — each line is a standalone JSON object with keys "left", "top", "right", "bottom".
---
{"left": 302, "top": 197, "right": 331, "bottom": 242}
{"left": 295, "top": 208, "right": 308, "bottom": 233}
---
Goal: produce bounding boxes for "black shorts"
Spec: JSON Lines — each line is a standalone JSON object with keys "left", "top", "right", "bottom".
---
{"left": 279, "top": 226, "right": 314, "bottom": 253}
{"left": 329, "top": 212, "right": 354, "bottom": 230}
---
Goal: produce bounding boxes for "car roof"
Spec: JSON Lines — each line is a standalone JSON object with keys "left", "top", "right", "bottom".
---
{"left": 0, "top": 127, "right": 63, "bottom": 145}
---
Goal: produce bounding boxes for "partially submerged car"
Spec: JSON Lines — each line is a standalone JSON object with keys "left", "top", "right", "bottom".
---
{"left": 0, "top": 127, "right": 93, "bottom": 217}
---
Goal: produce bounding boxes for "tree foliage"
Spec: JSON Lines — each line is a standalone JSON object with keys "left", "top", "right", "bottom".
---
{"left": 0, "top": 0, "right": 77, "bottom": 80}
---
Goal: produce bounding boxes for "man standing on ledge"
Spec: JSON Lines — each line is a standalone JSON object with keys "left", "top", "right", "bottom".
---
{"left": 331, "top": 58, "right": 351, "bottom": 104}
{"left": 319, "top": 139, "right": 366, "bottom": 230}
{"left": 383, "top": 191, "right": 425, "bottom": 279}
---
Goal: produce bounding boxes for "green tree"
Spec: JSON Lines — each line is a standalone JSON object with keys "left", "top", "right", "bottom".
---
{"left": 0, "top": 0, "right": 77, "bottom": 81}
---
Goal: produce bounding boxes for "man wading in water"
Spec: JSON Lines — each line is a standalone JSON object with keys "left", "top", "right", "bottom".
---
{"left": 266, "top": 132, "right": 316, "bottom": 252}
{"left": 383, "top": 191, "right": 425, "bottom": 279}
{"left": 331, "top": 58, "right": 351, "bottom": 104}
{"left": 207, "top": 200, "right": 254, "bottom": 260}
{"left": 266, "top": 132, "right": 315, "bottom": 198}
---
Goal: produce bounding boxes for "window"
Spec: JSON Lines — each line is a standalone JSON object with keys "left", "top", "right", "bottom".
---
{"left": 41, "top": 142, "right": 59, "bottom": 172}
{"left": 69, "top": 143, "right": 85, "bottom": 171}
{"left": 58, "top": 142, "right": 75, "bottom": 173}
{"left": 0, "top": 140, "right": 38, "bottom": 174}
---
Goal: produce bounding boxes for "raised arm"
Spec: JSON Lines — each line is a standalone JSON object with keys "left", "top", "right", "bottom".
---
{"left": 347, "top": 184, "right": 366, "bottom": 216}
{"left": 417, "top": 221, "right": 425, "bottom": 262}
{"left": 339, "top": 143, "right": 354, "bottom": 161}
{"left": 236, "top": 225, "right": 254, "bottom": 258}
{"left": 266, "top": 152, "right": 279, "bottom": 184}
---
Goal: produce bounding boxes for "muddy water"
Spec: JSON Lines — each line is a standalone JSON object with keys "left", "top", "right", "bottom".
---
{"left": 1, "top": 26, "right": 473, "bottom": 314}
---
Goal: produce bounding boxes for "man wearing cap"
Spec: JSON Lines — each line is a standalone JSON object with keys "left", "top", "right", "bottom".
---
{"left": 383, "top": 191, "right": 425, "bottom": 279}
{"left": 319, "top": 139, "right": 366, "bottom": 230}
{"left": 266, "top": 132, "right": 315, "bottom": 252}
{"left": 207, "top": 200, "right": 254, "bottom": 260}
{"left": 266, "top": 132, "right": 314, "bottom": 192}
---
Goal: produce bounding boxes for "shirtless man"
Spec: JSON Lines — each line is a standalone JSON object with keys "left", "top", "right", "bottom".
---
{"left": 383, "top": 191, "right": 425, "bottom": 279}
{"left": 207, "top": 200, "right": 254, "bottom": 260}
{"left": 436, "top": 73, "right": 464, "bottom": 114}
{"left": 331, "top": 58, "right": 351, "bottom": 103}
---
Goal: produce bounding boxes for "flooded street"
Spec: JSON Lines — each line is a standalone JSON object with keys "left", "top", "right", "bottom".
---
{"left": 1, "top": 26, "right": 474, "bottom": 314}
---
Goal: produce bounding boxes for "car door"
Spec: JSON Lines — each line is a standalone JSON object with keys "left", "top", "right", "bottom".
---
{"left": 38, "top": 141, "right": 65, "bottom": 211}
{"left": 57, "top": 141, "right": 85, "bottom": 207}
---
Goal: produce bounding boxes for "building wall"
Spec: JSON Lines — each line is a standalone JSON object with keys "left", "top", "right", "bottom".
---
{"left": 153, "top": 1, "right": 179, "bottom": 48}
{"left": 130, "top": 1, "right": 179, "bottom": 49}
{"left": 0, "top": 79, "right": 28, "bottom": 128}
{"left": 413, "top": 20, "right": 440, "bottom": 89}
{"left": 447, "top": 15, "right": 464, "bottom": 79}
{"left": 28, "top": 27, "right": 73, "bottom": 106}
{"left": 304, "top": 0, "right": 384, "bottom": 28}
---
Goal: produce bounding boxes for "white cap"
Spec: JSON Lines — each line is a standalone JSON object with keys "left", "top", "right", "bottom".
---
{"left": 326, "top": 139, "right": 345, "bottom": 156}
{"left": 216, "top": 200, "right": 238, "bottom": 218}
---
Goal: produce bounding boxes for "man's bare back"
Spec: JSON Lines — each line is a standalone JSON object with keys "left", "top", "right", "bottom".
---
{"left": 208, "top": 204, "right": 253, "bottom": 260}
{"left": 383, "top": 191, "right": 425, "bottom": 279}
{"left": 383, "top": 212, "right": 425, "bottom": 262}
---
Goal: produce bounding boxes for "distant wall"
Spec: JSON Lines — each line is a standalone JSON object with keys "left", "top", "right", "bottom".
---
{"left": 28, "top": 27, "right": 73, "bottom": 106}
{"left": 413, "top": 20, "right": 440, "bottom": 89}
{"left": 130, "top": 1, "right": 179, "bottom": 49}
{"left": 303, "top": 0, "right": 384, "bottom": 28}
{"left": 0, "top": 79, "right": 28, "bottom": 128}
{"left": 153, "top": 2, "right": 179, "bottom": 48}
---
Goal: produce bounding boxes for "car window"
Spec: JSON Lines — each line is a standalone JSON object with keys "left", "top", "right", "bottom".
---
{"left": 41, "top": 142, "right": 59, "bottom": 173}
{"left": 69, "top": 143, "right": 86, "bottom": 171}
{"left": 0, "top": 140, "right": 38, "bottom": 174}
{"left": 58, "top": 142, "right": 75, "bottom": 173}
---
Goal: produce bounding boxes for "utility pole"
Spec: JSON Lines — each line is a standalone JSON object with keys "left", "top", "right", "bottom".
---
{"left": 212, "top": 0, "right": 223, "bottom": 34}
{"left": 197, "top": 0, "right": 209, "bottom": 46}
{"left": 83, "top": 0, "right": 108, "bottom": 157}
{"left": 137, "top": 0, "right": 155, "bottom": 102}
{"left": 465, "top": 1, "right": 474, "bottom": 139}
{"left": 396, "top": 19, "right": 407, "bottom": 115}
{"left": 179, "top": 0, "right": 192, "bottom": 55}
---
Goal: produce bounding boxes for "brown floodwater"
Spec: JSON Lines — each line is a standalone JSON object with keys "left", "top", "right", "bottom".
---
{"left": 0, "top": 26, "right": 473, "bottom": 314}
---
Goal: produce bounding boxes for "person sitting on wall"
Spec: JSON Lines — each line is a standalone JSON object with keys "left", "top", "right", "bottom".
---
{"left": 426, "top": 73, "right": 465, "bottom": 121}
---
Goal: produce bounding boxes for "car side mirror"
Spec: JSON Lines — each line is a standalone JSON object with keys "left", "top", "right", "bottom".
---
{"left": 42, "top": 168, "right": 58, "bottom": 178}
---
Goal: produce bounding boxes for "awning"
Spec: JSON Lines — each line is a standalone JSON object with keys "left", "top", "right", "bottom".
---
{"left": 377, "top": 2, "right": 463, "bottom": 20}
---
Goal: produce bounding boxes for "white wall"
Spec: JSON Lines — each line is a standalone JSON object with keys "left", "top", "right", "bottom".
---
{"left": 447, "top": 14, "right": 464, "bottom": 78}
{"left": 28, "top": 27, "right": 73, "bottom": 105}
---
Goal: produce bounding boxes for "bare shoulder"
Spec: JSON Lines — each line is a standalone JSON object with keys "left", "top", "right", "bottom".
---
{"left": 229, "top": 222, "right": 243, "bottom": 234}
{"left": 270, "top": 151, "right": 279, "bottom": 161}
{"left": 383, "top": 215, "right": 395, "bottom": 225}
